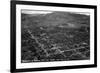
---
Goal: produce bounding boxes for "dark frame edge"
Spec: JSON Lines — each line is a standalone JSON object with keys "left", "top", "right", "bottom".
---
{"left": 13, "top": 0, "right": 97, "bottom": 9}
{"left": 10, "top": 1, "right": 16, "bottom": 73}
{"left": 94, "top": 6, "right": 97, "bottom": 67}
{"left": 15, "top": 64, "right": 96, "bottom": 72}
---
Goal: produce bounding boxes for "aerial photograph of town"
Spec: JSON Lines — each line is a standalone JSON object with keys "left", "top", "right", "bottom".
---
{"left": 21, "top": 10, "right": 90, "bottom": 63}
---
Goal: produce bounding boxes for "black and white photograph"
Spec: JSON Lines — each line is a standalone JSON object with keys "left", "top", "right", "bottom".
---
{"left": 11, "top": 1, "right": 97, "bottom": 72}
{"left": 21, "top": 10, "right": 90, "bottom": 63}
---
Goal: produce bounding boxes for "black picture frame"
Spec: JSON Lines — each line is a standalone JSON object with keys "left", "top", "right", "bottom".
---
{"left": 10, "top": 0, "right": 97, "bottom": 73}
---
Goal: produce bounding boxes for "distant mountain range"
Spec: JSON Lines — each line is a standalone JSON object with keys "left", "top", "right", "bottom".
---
{"left": 21, "top": 11, "right": 90, "bottom": 28}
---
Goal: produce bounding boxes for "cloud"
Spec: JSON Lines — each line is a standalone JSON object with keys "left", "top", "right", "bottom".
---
{"left": 71, "top": 12, "right": 90, "bottom": 16}
{"left": 21, "top": 10, "right": 53, "bottom": 14}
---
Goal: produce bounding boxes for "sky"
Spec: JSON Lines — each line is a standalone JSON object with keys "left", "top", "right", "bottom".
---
{"left": 21, "top": 10, "right": 90, "bottom": 15}
{"left": 21, "top": 10, "right": 53, "bottom": 14}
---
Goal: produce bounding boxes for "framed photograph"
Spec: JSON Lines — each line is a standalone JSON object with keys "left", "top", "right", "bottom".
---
{"left": 10, "top": 0, "right": 97, "bottom": 72}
